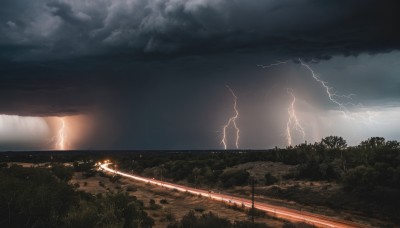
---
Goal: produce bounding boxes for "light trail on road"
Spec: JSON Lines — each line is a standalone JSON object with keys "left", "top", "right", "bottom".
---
{"left": 100, "top": 163, "right": 367, "bottom": 228}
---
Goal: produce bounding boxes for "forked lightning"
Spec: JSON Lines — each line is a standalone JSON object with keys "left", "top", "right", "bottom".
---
{"left": 286, "top": 88, "right": 305, "bottom": 146}
{"left": 221, "top": 86, "right": 240, "bottom": 149}
{"left": 55, "top": 117, "right": 66, "bottom": 150}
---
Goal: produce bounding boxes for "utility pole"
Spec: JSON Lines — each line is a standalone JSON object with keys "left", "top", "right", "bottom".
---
{"left": 160, "top": 164, "right": 164, "bottom": 181}
{"left": 251, "top": 177, "right": 255, "bottom": 225}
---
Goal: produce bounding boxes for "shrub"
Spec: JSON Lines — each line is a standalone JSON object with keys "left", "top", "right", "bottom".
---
{"left": 194, "top": 207, "right": 205, "bottom": 213}
{"left": 220, "top": 169, "right": 250, "bottom": 188}
{"left": 342, "top": 166, "right": 379, "bottom": 191}
{"left": 149, "top": 199, "right": 161, "bottom": 210}
{"left": 126, "top": 185, "right": 137, "bottom": 192}
{"left": 165, "top": 210, "right": 175, "bottom": 222}
{"left": 264, "top": 173, "right": 278, "bottom": 185}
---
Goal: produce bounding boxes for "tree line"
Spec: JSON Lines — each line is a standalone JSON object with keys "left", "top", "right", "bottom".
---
{"left": 114, "top": 136, "right": 400, "bottom": 192}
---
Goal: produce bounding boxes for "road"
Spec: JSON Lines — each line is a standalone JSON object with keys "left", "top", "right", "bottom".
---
{"left": 99, "top": 163, "right": 367, "bottom": 228}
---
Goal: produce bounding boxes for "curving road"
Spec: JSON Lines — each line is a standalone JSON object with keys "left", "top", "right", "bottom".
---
{"left": 99, "top": 163, "right": 367, "bottom": 228}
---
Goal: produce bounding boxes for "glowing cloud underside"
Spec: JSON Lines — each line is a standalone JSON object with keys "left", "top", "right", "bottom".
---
{"left": 221, "top": 86, "right": 240, "bottom": 149}
{"left": 285, "top": 89, "right": 306, "bottom": 146}
{"left": 0, "top": 115, "right": 49, "bottom": 143}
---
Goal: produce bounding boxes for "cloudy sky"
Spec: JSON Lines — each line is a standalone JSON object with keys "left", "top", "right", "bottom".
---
{"left": 1, "top": 0, "right": 400, "bottom": 150}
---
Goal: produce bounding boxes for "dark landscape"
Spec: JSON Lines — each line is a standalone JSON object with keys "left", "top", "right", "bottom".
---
{"left": 2, "top": 0, "right": 400, "bottom": 227}
{"left": 2, "top": 136, "right": 400, "bottom": 227}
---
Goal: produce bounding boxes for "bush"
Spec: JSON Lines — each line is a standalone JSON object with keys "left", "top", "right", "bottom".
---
{"left": 165, "top": 210, "right": 176, "bottom": 222}
{"left": 220, "top": 169, "right": 250, "bottom": 188}
{"left": 51, "top": 164, "right": 74, "bottom": 182}
{"left": 264, "top": 173, "right": 278, "bottom": 185}
{"left": 168, "top": 211, "right": 269, "bottom": 228}
{"left": 233, "top": 220, "right": 270, "bottom": 228}
{"left": 64, "top": 192, "right": 154, "bottom": 228}
{"left": 175, "top": 211, "right": 231, "bottom": 228}
{"left": 194, "top": 207, "right": 205, "bottom": 213}
{"left": 247, "top": 208, "right": 266, "bottom": 218}
{"left": 149, "top": 199, "right": 161, "bottom": 210}
{"left": 126, "top": 185, "right": 137, "bottom": 192}
{"left": 0, "top": 166, "right": 78, "bottom": 227}
{"left": 343, "top": 166, "right": 379, "bottom": 191}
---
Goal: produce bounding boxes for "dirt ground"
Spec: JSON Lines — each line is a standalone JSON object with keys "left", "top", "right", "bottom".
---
{"left": 72, "top": 172, "right": 286, "bottom": 228}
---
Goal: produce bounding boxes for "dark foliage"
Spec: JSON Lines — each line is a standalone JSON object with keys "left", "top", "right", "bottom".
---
{"left": 0, "top": 165, "right": 153, "bottom": 228}
{"left": 168, "top": 211, "right": 268, "bottom": 228}
{"left": 264, "top": 173, "right": 278, "bottom": 186}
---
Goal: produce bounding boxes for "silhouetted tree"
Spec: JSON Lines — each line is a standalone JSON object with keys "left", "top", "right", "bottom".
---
{"left": 321, "top": 136, "right": 347, "bottom": 150}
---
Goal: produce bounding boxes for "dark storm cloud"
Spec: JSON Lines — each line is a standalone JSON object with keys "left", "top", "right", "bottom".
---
{"left": 0, "top": 72, "right": 92, "bottom": 116}
{"left": 0, "top": 58, "right": 155, "bottom": 116}
{"left": 1, "top": 0, "right": 400, "bottom": 61}
{"left": 1, "top": 0, "right": 400, "bottom": 149}
{"left": 46, "top": 2, "right": 92, "bottom": 25}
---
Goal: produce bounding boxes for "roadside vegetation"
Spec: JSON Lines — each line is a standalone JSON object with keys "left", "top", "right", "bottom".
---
{"left": 111, "top": 136, "right": 399, "bottom": 192}
{"left": 0, "top": 164, "right": 154, "bottom": 228}
{"left": 167, "top": 210, "right": 313, "bottom": 228}
{"left": 1, "top": 135, "right": 399, "bottom": 226}
{"left": 112, "top": 136, "right": 400, "bottom": 224}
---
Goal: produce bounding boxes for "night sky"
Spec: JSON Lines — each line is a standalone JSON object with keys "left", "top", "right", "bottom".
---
{"left": 1, "top": 0, "right": 400, "bottom": 150}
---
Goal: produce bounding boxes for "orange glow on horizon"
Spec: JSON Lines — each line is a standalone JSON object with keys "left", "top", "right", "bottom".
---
{"left": 47, "top": 114, "right": 93, "bottom": 150}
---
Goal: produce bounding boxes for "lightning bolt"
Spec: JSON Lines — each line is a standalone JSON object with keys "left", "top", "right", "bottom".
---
{"left": 299, "top": 58, "right": 353, "bottom": 118}
{"left": 55, "top": 117, "right": 66, "bottom": 150}
{"left": 221, "top": 86, "right": 240, "bottom": 149}
{"left": 286, "top": 88, "right": 305, "bottom": 146}
{"left": 298, "top": 59, "right": 380, "bottom": 125}
{"left": 257, "top": 60, "right": 287, "bottom": 69}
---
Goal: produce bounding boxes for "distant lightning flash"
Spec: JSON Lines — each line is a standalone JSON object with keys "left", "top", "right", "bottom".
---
{"left": 55, "top": 117, "right": 66, "bottom": 150}
{"left": 299, "top": 59, "right": 377, "bottom": 124}
{"left": 221, "top": 86, "right": 240, "bottom": 149}
{"left": 285, "top": 88, "right": 305, "bottom": 146}
{"left": 299, "top": 58, "right": 352, "bottom": 118}
{"left": 257, "top": 60, "right": 287, "bottom": 69}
